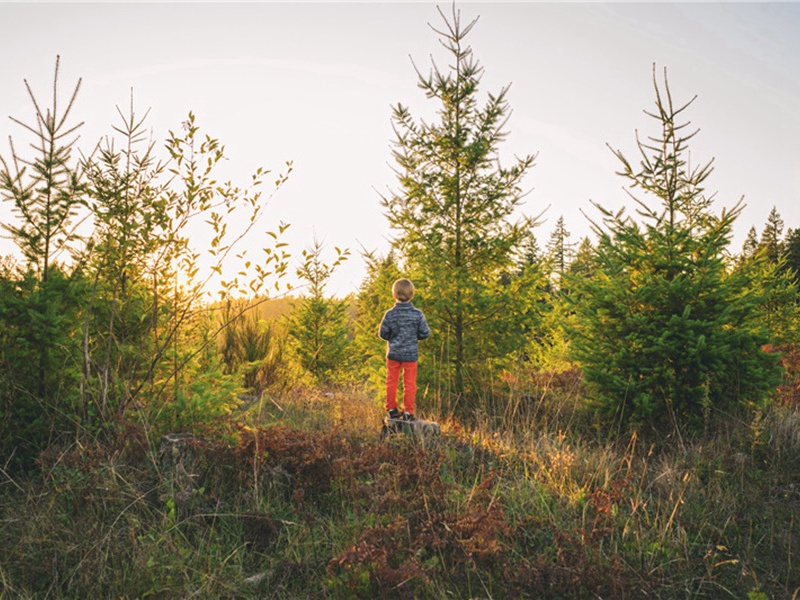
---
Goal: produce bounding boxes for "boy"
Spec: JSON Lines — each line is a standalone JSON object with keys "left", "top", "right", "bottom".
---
{"left": 379, "top": 278, "right": 430, "bottom": 421}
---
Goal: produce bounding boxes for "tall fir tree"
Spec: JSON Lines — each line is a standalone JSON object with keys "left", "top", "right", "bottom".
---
{"left": 382, "top": 5, "right": 536, "bottom": 402}
{"left": 568, "top": 68, "right": 780, "bottom": 434}
{"left": 516, "top": 228, "right": 543, "bottom": 273}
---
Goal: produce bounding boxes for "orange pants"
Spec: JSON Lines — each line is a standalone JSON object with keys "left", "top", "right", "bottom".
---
{"left": 385, "top": 360, "right": 418, "bottom": 414}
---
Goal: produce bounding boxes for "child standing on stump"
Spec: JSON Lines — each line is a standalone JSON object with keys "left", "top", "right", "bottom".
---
{"left": 379, "top": 279, "right": 430, "bottom": 421}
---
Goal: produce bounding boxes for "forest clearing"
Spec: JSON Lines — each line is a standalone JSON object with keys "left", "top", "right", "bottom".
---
{"left": 1, "top": 4, "right": 799, "bottom": 599}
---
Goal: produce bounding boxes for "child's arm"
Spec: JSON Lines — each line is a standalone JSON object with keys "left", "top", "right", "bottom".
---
{"left": 379, "top": 312, "right": 392, "bottom": 341}
{"left": 418, "top": 312, "right": 431, "bottom": 340}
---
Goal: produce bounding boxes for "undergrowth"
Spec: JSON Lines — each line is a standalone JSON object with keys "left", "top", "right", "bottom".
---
{"left": 1, "top": 382, "right": 799, "bottom": 599}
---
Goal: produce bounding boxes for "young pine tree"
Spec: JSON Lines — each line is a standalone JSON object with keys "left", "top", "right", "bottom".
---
{"left": 0, "top": 56, "right": 84, "bottom": 281}
{"left": 0, "top": 57, "right": 87, "bottom": 464}
{"left": 383, "top": 5, "right": 536, "bottom": 402}
{"left": 568, "top": 68, "right": 781, "bottom": 434}
{"left": 81, "top": 96, "right": 170, "bottom": 424}
{"left": 287, "top": 240, "right": 352, "bottom": 384}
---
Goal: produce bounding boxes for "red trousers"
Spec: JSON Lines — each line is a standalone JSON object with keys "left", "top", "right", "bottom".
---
{"left": 385, "top": 360, "right": 418, "bottom": 414}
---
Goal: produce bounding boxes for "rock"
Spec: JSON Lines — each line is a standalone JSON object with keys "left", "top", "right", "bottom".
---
{"left": 243, "top": 571, "right": 271, "bottom": 586}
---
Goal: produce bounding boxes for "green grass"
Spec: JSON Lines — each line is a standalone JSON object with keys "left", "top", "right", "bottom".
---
{"left": 1, "top": 384, "right": 798, "bottom": 599}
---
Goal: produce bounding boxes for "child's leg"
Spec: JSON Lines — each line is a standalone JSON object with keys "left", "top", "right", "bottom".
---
{"left": 385, "top": 359, "right": 401, "bottom": 412}
{"left": 401, "top": 361, "right": 418, "bottom": 414}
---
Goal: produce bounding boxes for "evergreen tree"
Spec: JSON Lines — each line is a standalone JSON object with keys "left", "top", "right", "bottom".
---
{"left": 0, "top": 57, "right": 87, "bottom": 463}
{"left": 568, "top": 236, "right": 596, "bottom": 280}
{"left": 759, "top": 206, "right": 785, "bottom": 263}
{"left": 736, "top": 212, "right": 800, "bottom": 344}
{"left": 547, "top": 215, "right": 573, "bottom": 278}
{"left": 783, "top": 227, "right": 800, "bottom": 291}
{"left": 0, "top": 56, "right": 84, "bottom": 281}
{"left": 568, "top": 68, "right": 780, "bottom": 433}
{"left": 81, "top": 96, "right": 169, "bottom": 423}
{"left": 516, "top": 228, "right": 543, "bottom": 273}
{"left": 383, "top": 5, "right": 536, "bottom": 401}
{"left": 741, "top": 225, "right": 759, "bottom": 260}
{"left": 738, "top": 253, "right": 800, "bottom": 346}
{"left": 287, "top": 240, "right": 351, "bottom": 384}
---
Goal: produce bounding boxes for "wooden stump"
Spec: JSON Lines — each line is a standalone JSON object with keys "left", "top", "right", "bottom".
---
{"left": 159, "top": 433, "right": 204, "bottom": 504}
{"left": 381, "top": 417, "right": 441, "bottom": 442}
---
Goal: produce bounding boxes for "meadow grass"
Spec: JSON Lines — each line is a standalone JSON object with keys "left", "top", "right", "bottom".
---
{"left": 1, "top": 381, "right": 798, "bottom": 599}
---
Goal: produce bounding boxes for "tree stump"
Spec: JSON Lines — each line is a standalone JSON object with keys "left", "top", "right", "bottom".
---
{"left": 381, "top": 417, "right": 441, "bottom": 442}
{"left": 160, "top": 433, "right": 204, "bottom": 504}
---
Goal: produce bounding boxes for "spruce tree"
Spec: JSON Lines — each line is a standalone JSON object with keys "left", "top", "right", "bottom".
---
{"left": 568, "top": 68, "right": 780, "bottom": 433}
{"left": 516, "top": 229, "right": 543, "bottom": 273}
{"left": 383, "top": 5, "right": 536, "bottom": 401}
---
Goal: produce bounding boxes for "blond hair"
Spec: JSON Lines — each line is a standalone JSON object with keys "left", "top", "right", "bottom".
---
{"left": 392, "top": 278, "right": 415, "bottom": 302}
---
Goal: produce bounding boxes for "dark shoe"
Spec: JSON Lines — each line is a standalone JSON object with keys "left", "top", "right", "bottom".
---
{"left": 387, "top": 408, "right": 400, "bottom": 420}
{"left": 402, "top": 412, "right": 416, "bottom": 422}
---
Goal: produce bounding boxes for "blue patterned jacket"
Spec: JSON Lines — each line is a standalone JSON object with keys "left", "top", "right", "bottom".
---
{"left": 378, "top": 302, "right": 430, "bottom": 362}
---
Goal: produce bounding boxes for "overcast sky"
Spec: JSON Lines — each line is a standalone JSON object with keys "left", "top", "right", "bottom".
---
{"left": 1, "top": 2, "right": 799, "bottom": 296}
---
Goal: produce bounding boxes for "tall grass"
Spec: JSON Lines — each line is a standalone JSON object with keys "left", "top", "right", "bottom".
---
{"left": 1, "top": 380, "right": 798, "bottom": 598}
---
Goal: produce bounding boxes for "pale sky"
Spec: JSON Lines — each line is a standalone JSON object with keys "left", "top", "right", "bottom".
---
{"left": 1, "top": 2, "right": 799, "bottom": 296}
